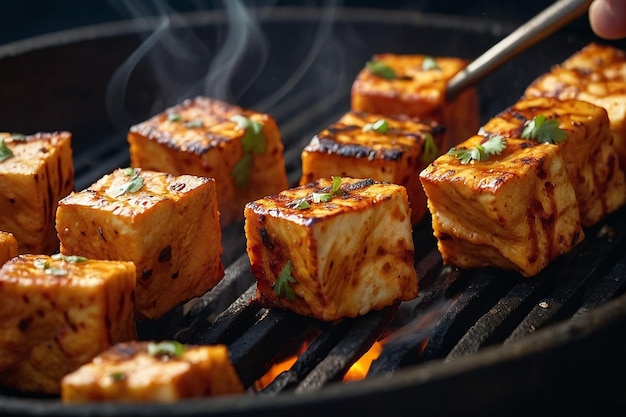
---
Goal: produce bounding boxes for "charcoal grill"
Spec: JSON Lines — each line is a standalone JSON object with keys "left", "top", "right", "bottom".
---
{"left": 1, "top": 5, "right": 625, "bottom": 417}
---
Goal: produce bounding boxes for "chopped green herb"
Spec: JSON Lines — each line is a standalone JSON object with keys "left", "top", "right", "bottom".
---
{"left": 331, "top": 176, "right": 343, "bottom": 194}
{"left": 312, "top": 192, "right": 332, "bottom": 203}
{"left": 34, "top": 258, "right": 50, "bottom": 270}
{"left": 110, "top": 372, "right": 126, "bottom": 382}
{"left": 274, "top": 260, "right": 297, "bottom": 301}
{"left": 294, "top": 199, "right": 311, "bottom": 209}
{"left": 45, "top": 268, "right": 68, "bottom": 276}
{"left": 167, "top": 112, "right": 183, "bottom": 122}
{"left": 448, "top": 135, "right": 507, "bottom": 164}
{"left": 185, "top": 119, "right": 204, "bottom": 129}
{"left": 147, "top": 341, "right": 186, "bottom": 358}
{"left": 521, "top": 115, "right": 567, "bottom": 144}
{"left": 110, "top": 169, "right": 144, "bottom": 197}
{"left": 420, "top": 133, "right": 438, "bottom": 164}
{"left": 0, "top": 139, "right": 13, "bottom": 162}
{"left": 230, "top": 115, "right": 267, "bottom": 189}
{"left": 51, "top": 254, "right": 88, "bottom": 263}
{"left": 230, "top": 153, "right": 253, "bottom": 189}
{"left": 363, "top": 118, "right": 390, "bottom": 134}
{"left": 365, "top": 60, "right": 396, "bottom": 79}
{"left": 231, "top": 115, "right": 266, "bottom": 154}
{"left": 11, "top": 133, "right": 26, "bottom": 142}
{"left": 422, "top": 56, "right": 440, "bottom": 71}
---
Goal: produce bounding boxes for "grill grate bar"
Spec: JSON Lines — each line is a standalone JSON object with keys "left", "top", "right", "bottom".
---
{"left": 574, "top": 253, "right": 626, "bottom": 316}
{"left": 293, "top": 305, "right": 397, "bottom": 393}
{"left": 420, "top": 269, "right": 514, "bottom": 362}
{"left": 446, "top": 274, "right": 549, "bottom": 360}
{"left": 229, "top": 308, "right": 313, "bottom": 389}
{"left": 259, "top": 320, "right": 351, "bottom": 395}
{"left": 504, "top": 218, "right": 626, "bottom": 345}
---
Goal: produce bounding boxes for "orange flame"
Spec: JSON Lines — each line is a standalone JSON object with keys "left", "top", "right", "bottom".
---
{"left": 255, "top": 341, "right": 383, "bottom": 390}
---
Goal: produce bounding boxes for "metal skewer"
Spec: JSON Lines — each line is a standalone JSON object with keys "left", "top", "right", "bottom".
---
{"left": 446, "top": 0, "right": 593, "bottom": 100}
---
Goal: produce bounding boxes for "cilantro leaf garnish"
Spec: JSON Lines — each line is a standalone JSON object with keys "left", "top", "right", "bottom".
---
{"left": 45, "top": 268, "right": 68, "bottom": 276}
{"left": 230, "top": 115, "right": 267, "bottom": 189}
{"left": 185, "top": 119, "right": 204, "bottom": 129}
{"left": 274, "top": 260, "right": 297, "bottom": 301}
{"left": 422, "top": 56, "right": 440, "bottom": 70}
{"left": 51, "top": 254, "right": 88, "bottom": 263}
{"left": 167, "top": 112, "right": 183, "bottom": 122}
{"left": 521, "top": 115, "right": 567, "bottom": 144}
{"left": 147, "top": 341, "right": 186, "bottom": 358}
{"left": 34, "top": 258, "right": 50, "bottom": 270}
{"left": 420, "top": 132, "right": 438, "bottom": 164}
{"left": 110, "top": 372, "right": 126, "bottom": 382}
{"left": 293, "top": 199, "right": 311, "bottom": 210}
{"left": 312, "top": 192, "right": 332, "bottom": 203}
{"left": 0, "top": 139, "right": 14, "bottom": 162}
{"left": 289, "top": 177, "right": 343, "bottom": 210}
{"left": 109, "top": 168, "right": 144, "bottom": 197}
{"left": 11, "top": 133, "right": 26, "bottom": 142}
{"left": 363, "top": 118, "right": 390, "bottom": 134}
{"left": 365, "top": 60, "right": 396, "bottom": 79}
{"left": 448, "top": 135, "right": 507, "bottom": 164}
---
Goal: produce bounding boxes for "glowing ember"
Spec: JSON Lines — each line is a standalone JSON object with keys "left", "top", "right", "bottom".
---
{"left": 255, "top": 341, "right": 384, "bottom": 390}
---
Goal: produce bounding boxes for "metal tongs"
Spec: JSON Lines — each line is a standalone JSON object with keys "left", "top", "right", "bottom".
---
{"left": 446, "top": 0, "right": 593, "bottom": 100}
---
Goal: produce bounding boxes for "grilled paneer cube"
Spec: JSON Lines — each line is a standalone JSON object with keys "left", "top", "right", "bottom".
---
{"left": 0, "top": 254, "right": 136, "bottom": 394}
{"left": 0, "top": 132, "right": 74, "bottom": 254}
{"left": 127, "top": 96, "right": 289, "bottom": 227}
{"left": 479, "top": 97, "right": 626, "bottom": 227}
{"left": 524, "top": 43, "right": 626, "bottom": 170}
{"left": 244, "top": 177, "right": 418, "bottom": 322}
{"left": 61, "top": 341, "right": 244, "bottom": 402}
{"left": 56, "top": 168, "right": 224, "bottom": 320}
{"left": 0, "top": 231, "right": 17, "bottom": 266}
{"left": 351, "top": 53, "right": 479, "bottom": 151}
{"left": 420, "top": 135, "right": 584, "bottom": 278}
{"left": 300, "top": 111, "right": 445, "bottom": 225}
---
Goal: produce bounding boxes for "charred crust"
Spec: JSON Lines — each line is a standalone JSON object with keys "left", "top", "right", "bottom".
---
{"left": 260, "top": 228, "right": 274, "bottom": 250}
{"left": 158, "top": 245, "right": 172, "bottom": 262}
{"left": 18, "top": 316, "right": 33, "bottom": 331}
{"left": 311, "top": 137, "right": 404, "bottom": 161}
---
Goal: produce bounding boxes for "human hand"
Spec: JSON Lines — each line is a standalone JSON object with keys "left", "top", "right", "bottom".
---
{"left": 589, "top": 0, "right": 626, "bottom": 39}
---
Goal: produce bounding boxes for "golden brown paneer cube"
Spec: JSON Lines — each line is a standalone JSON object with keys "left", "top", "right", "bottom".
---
{"left": 0, "top": 132, "right": 74, "bottom": 254}
{"left": 300, "top": 111, "right": 445, "bottom": 226}
{"left": 56, "top": 168, "right": 224, "bottom": 320}
{"left": 127, "top": 96, "right": 289, "bottom": 227}
{"left": 0, "top": 231, "right": 17, "bottom": 266}
{"left": 420, "top": 135, "right": 584, "bottom": 278}
{"left": 61, "top": 341, "right": 244, "bottom": 402}
{"left": 245, "top": 177, "right": 418, "bottom": 322}
{"left": 479, "top": 97, "right": 626, "bottom": 227}
{"left": 524, "top": 43, "right": 626, "bottom": 170}
{"left": 0, "top": 254, "right": 136, "bottom": 394}
{"left": 351, "top": 53, "right": 479, "bottom": 151}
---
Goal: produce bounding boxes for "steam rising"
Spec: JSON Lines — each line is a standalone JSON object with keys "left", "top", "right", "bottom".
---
{"left": 105, "top": 0, "right": 342, "bottom": 130}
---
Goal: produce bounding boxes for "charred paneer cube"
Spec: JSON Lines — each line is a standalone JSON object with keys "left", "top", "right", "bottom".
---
{"left": 55, "top": 168, "right": 224, "bottom": 320}
{"left": 244, "top": 177, "right": 418, "bottom": 322}
{"left": 419, "top": 135, "right": 584, "bottom": 278}
{"left": 0, "top": 254, "right": 136, "bottom": 394}
{"left": 479, "top": 97, "right": 626, "bottom": 227}
{"left": 351, "top": 53, "right": 479, "bottom": 151}
{"left": 61, "top": 341, "right": 244, "bottom": 402}
{"left": 300, "top": 111, "right": 445, "bottom": 226}
{"left": 0, "top": 132, "right": 74, "bottom": 254}
{"left": 0, "top": 231, "right": 17, "bottom": 266}
{"left": 524, "top": 43, "right": 626, "bottom": 171}
{"left": 127, "top": 96, "right": 289, "bottom": 227}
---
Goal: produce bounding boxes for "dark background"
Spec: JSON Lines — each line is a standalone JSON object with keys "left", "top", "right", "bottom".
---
{"left": 0, "top": 0, "right": 587, "bottom": 46}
